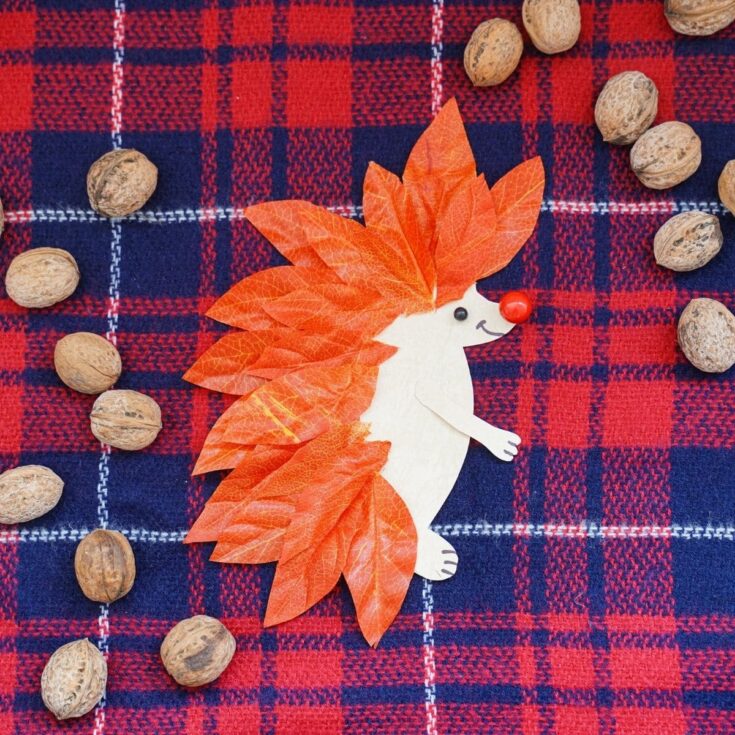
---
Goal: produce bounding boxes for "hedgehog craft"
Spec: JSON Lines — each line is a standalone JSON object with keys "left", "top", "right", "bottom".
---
{"left": 185, "top": 99, "right": 545, "bottom": 646}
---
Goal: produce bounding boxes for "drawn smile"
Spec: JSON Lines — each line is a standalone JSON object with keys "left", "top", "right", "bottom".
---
{"left": 476, "top": 320, "right": 505, "bottom": 338}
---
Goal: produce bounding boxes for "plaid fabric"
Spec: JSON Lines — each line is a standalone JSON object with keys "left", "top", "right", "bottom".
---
{"left": 1, "top": 0, "right": 734, "bottom": 733}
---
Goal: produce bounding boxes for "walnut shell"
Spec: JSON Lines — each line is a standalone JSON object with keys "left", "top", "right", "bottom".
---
{"left": 4, "top": 247, "right": 80, "bottom": 309}
{"left": 161, "top": 615, "right": 236, "bottom": 687}
{"left": 629, "top": 121, "right": 701, "bottom": 190}
{"left": 90, "top": 389, "right": 162, "bottom": 451}
{"left": 718, "top": 160, "right": 735, "bottom": 216}
{"left": 0, "top": 465, "right": 63, "bottom": 524}
{"left": 463, "top": 19, "right": 523, "bottom": 87}
{"left": 594, "top": 71, "right": 658, "bottom": 145}
{"left": 41, "top": 638, "right": 107, "bottom": 720}
{"left": 664, "top": 0, "right": 735, "bottom": 35}
{"left": 522, "top": 0, "right": 581, "bottom": 54}
{"left": 54, "top": 332, "right": 122, "bottom": 395}
{"left": 75, "top": 529, "right": 136, "bottom": 603}
{"left": 87, "top": 149, "right": 158, "bottom": 218}
{"left": 678, "top": 298, "right": 735, "bottom": 373}
{"left": 653, "top": 211, "right": 723, "bottom": 272}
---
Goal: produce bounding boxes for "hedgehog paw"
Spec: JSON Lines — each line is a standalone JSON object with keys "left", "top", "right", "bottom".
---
{"left": 415, "top": 530, "right": 458, "bottom": 581}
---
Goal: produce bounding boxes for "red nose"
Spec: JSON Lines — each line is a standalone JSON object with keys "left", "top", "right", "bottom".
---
{"left": 499, "top": 291, "right": 533, "bottom": 324}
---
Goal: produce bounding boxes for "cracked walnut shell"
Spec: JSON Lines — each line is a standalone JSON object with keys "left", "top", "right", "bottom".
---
{"left": 629, "top": 121, "right": 701, "bottom": 189}
{"left": 0, "top": 465, "right": 63, "bottom": 524}
{"left": 41, "top": 639, "right": 107, "bottom": 720}
{"left": 4, "top": 247, "right": 80, "bottom": 309}
{"left": 87, "top": 148, "right": 158, "bottom": 218}
{"left": 664, "top": 0, "right": 735, "bottom": 35}
{"left": 594, "top": 71, "right": 658, "bottom": 145}
{"left": 90, "top": 389, "right": 162, "bottom": 451}
{"left": 75, "top": 529, "right": 136, "bottom": 603}
{"left": 463, "top": 19, "right": 523, "bottom": 87}
{"left": 653, "top": 211, "right": 723, "bottom": 272}
{"left": 55, "top": 332, "right": 122, "bottom": 395}
{"left": 522, "top": 0, "right": 581, "bottom": 54}
{"left": 161, "top": 615, "right": 236, "bottom": 687}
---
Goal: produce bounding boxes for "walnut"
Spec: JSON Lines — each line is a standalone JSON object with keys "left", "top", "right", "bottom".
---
{"left": 629, "top": 121, "right": 701, "bottom": 189}
{"left": 54, "top": 332, "right": 122, "bottom": 395}
{"left": 0, "top": 465, "right": 63, "bottom": 524}
{"left": 718, "top": 159, "right": 735, "bottom": 216}
{"left": 664, "top": 0, "right": 735, "bottom": 35}
{"left": 41, "top": 639, "right": 107, "bottom": 720}
{"left": 75, "top": 529, "right": 136, "bottom": 603}
{"left": 653, "top": 211, "right": 723, "bottom": 272}
{"left": 161, "top": 615, "right": 236, "bottom": 687}
{"left": 522, "top": 0, "right": 581, "bottom": 54}
{"left": 463, "top": 19, "right": 523, "bottom": 87}
{"left": 4, "top": 247, "right": 80, "bottom": 309}
{"left": 90, "top": 389, "right": 162, "bottom": 451}
{"left": 594, "top": 71, "right": 658, "bottom": 145}
{"left": 678, "top": 298, "right": 735, "bottom": 373}
{"left": 87, "top": 149, "right": 158, "bottom": 218}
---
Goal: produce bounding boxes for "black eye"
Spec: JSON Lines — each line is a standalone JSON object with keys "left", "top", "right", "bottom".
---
{"left": 453, "top": 307, "right": 468, "bottom": 321}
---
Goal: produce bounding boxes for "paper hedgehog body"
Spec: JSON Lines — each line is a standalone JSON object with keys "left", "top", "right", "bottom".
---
{"left": 185, "top": 99, "right": 544, "bottom": 646}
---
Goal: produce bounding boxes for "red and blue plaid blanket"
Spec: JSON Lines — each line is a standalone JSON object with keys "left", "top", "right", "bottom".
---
{"left": 1, "top": 1, "right": 734, "bottom": 733}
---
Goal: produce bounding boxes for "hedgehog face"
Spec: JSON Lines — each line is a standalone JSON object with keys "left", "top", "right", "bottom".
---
{"left": 441, "top": 284, "right": 515, "bottom": 348}
{"left": 378, "top": 284, "right": 515, "bottom": 350}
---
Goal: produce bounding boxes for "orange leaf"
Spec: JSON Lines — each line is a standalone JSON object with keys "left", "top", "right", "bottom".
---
{"left": 362, "top": 162, "right": 435, "bottom": 301}
{"left": 485, "top": 156, "right": 545, "bottom": 276}
{"left": 212, "top": 424, "right": 385, "bottom": 565}
{"left": 247, "top": 200, "right": 431, "bottom": 310}
{"left": 183, "top": 332, "right": 269, "bottom": 395}
{"left": 343, "top": 474, "right": 417, "bottom": 647}
{"left": 250, "top": 337, "right": 396, "bottom": 379}
{"left": 434, "top": 175, "right": 497, "bottom": 304}
{"left": 263, "top": 476, "right": 367, "bottom": 626}
{"left": 192, "top": 435, "right": 254, "bottom": 476}
{"left": 245, "top": 201, "right": 341, "bottom": 272}
{"left": 402, "top": 98, "right": 476, "bottom": 249}
{"left": 212, "top": 364, "right": 377, "bottom": 446}
{"left": 403, "top": 98, "right": 475, "bottom": 194}
{"left": 185, "top": 445, "right": 298, "bottom": 543}
{"left": 262, "top": 285, "right": 396, "bottom": 338}
{"left": 206, "top": 266, "right": 329, "bottom": 330}
{"left": 264, "top": 441, "right": 391, "bottom": 627}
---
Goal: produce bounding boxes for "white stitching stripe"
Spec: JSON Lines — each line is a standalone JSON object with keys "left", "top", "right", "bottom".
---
{"left": 1, "top": 523, "right": 732, "bottom": 544}
{"left": 3, "top": 200, "right": 730, "bottom": 225}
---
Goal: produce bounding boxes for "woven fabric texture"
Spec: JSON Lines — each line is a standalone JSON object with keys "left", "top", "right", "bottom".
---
{"left": 1, "top": 1, "right": 734, "bottom": 733}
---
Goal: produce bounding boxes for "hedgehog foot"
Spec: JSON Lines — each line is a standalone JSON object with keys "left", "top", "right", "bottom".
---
{"left": 415, "top": 529, "right": 458, "bottom": 581}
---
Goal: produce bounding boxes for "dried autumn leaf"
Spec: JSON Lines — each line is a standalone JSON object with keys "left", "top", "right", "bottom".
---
{"left": 185, "top": 445, "right": 298, "bottom": 543}
{"left": 363, "top": 162, "right": 436, "bottom": 300}
{"left": 343, "top": 474, "right": 417, "bottom": 647}
{"left": 403, "top": 98, "right": 477, "bottom": 249}
{"left": 434, "top": 175, "right": 497, "bottom": 304}
{"left": 212, "top": 425, "right": 387, "bottom": 565}
{"left": 486, "top": 156, "right": 545, "bottom": 276}
{"left": 246, "top": 200, "right": 432, "bottom": 310}
{"left": 263, "top": 472, "right": 381, "bottom": 627}
{"left": 262, "top": 286, "right": 396, "bottom": 338}
{"left": 212, "top": 363, "right": 378, "bottom": 446}
{"left": 193, "top": 435, "right": 254, "bottom": 476}
{"left": 206, "top": 266, "right": 327, "bottom": 331}
{"left": 183, "top": 332, "right": 269, "bottom": 395}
